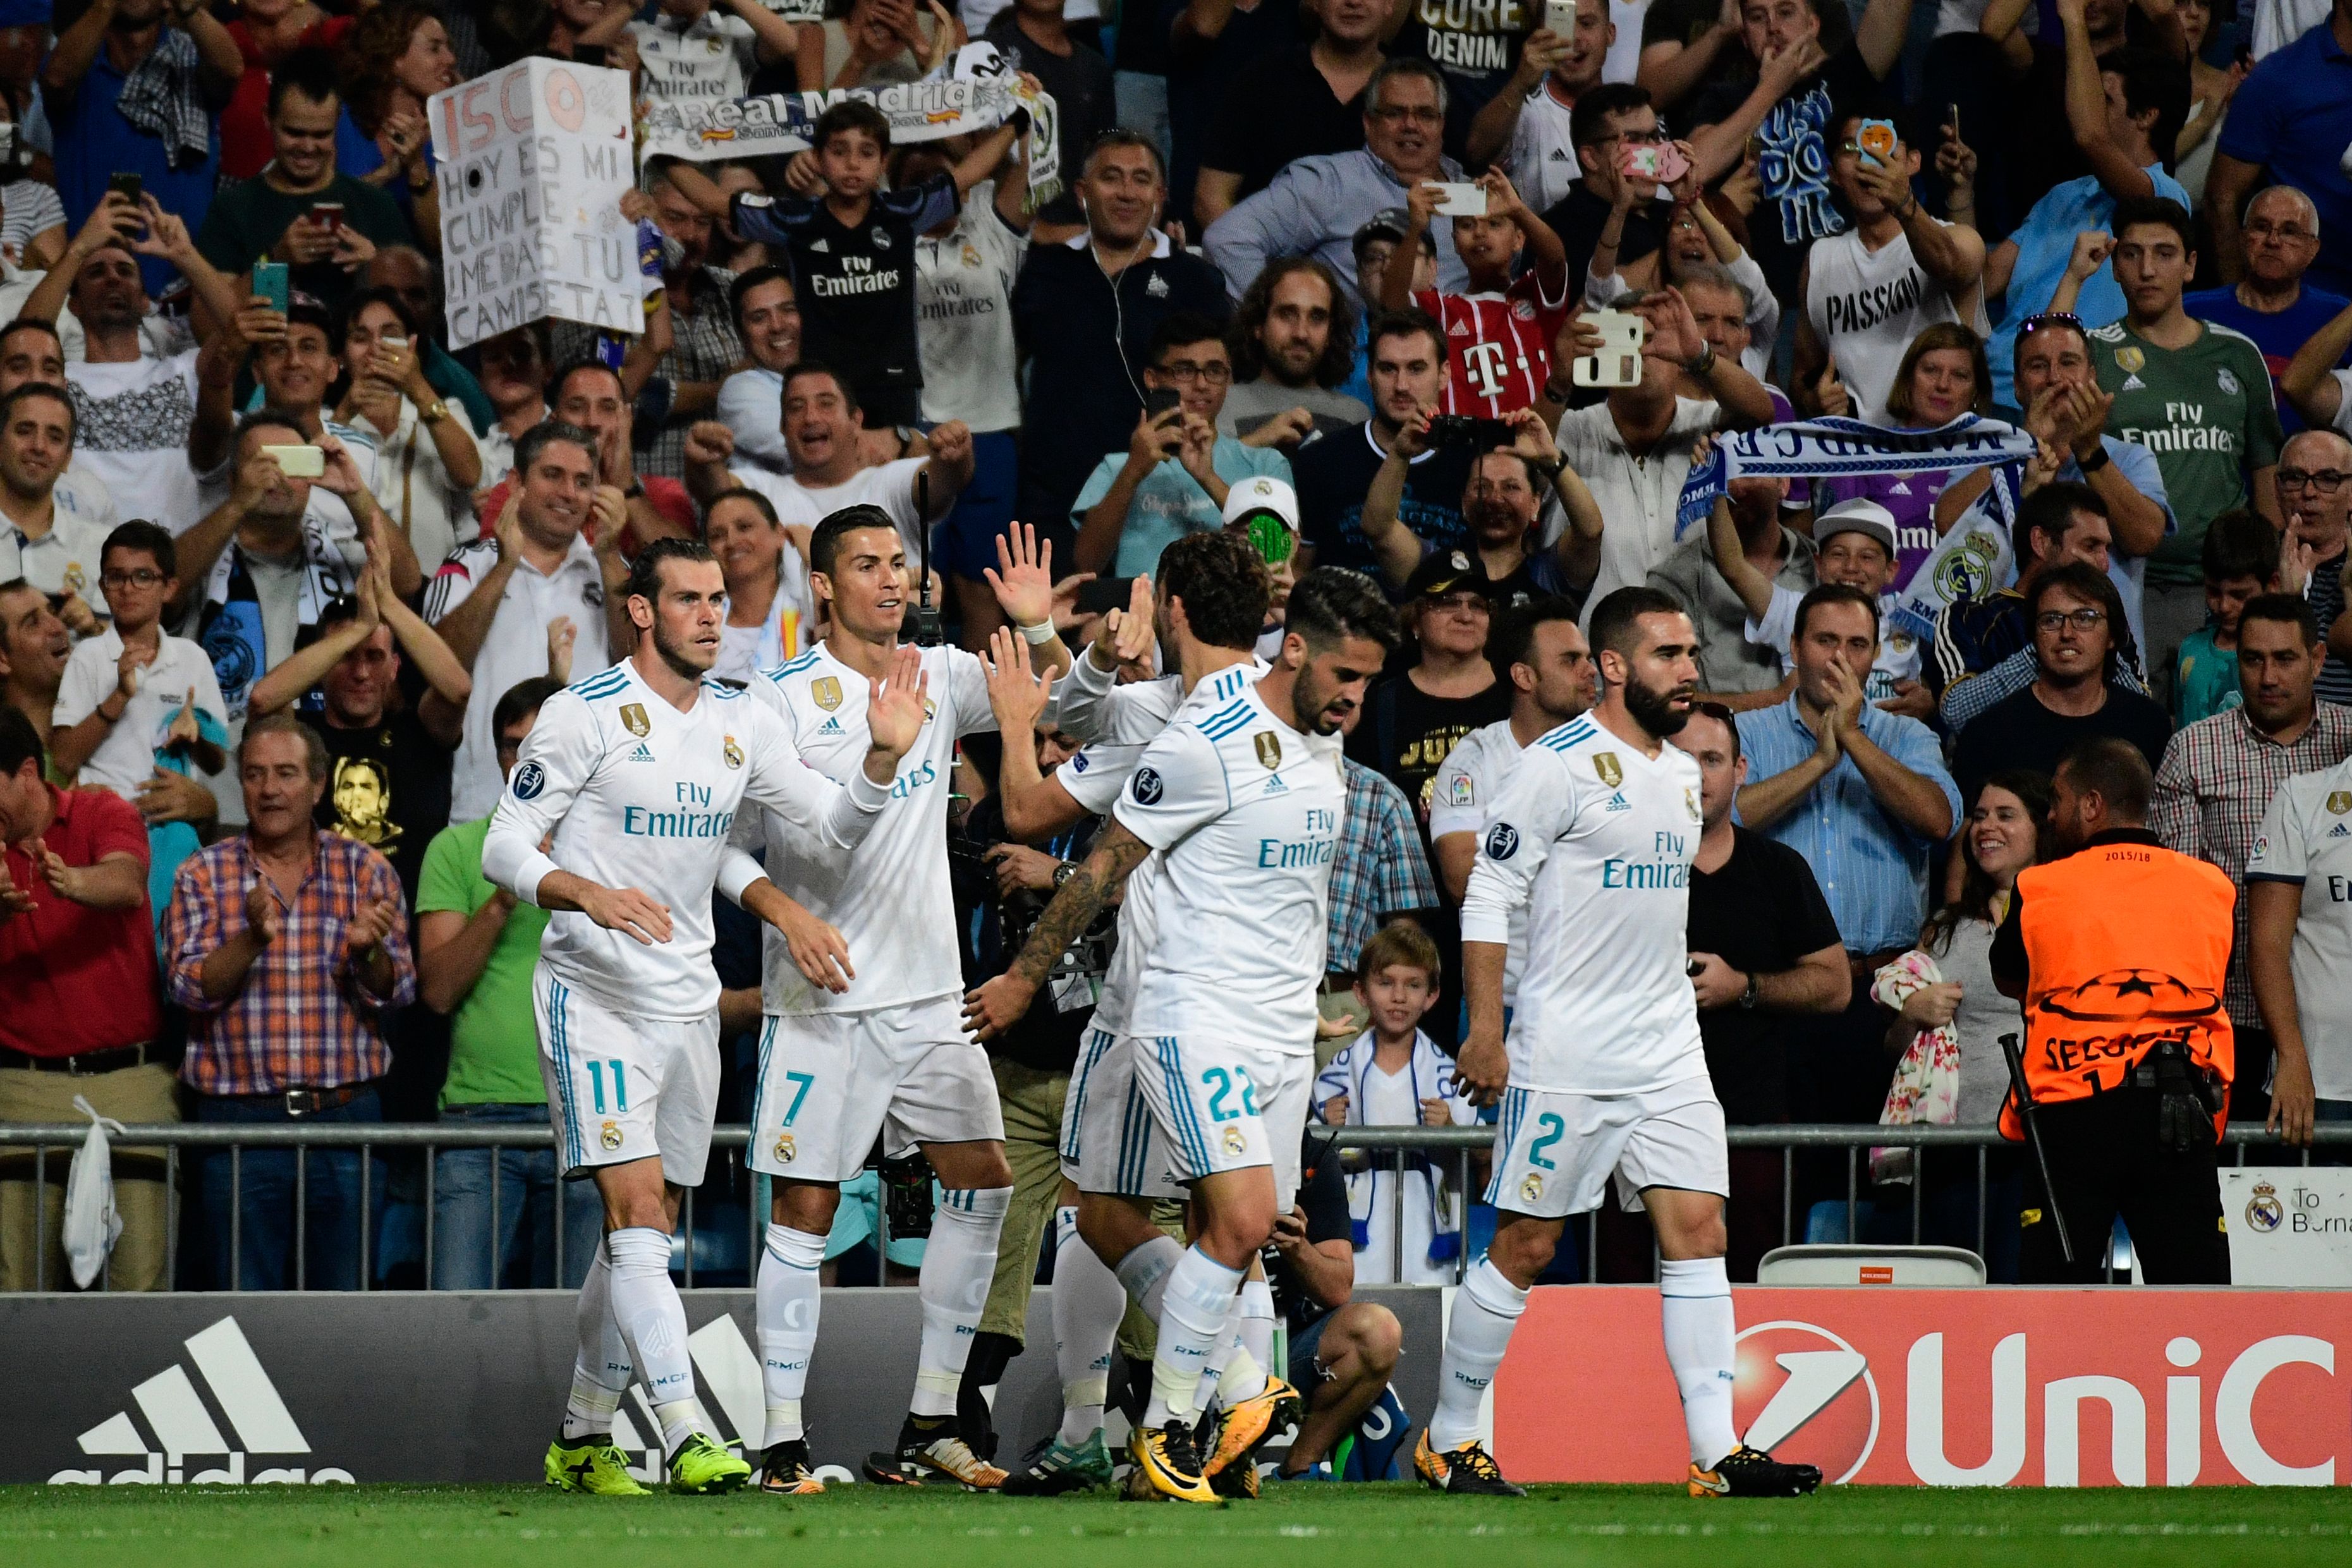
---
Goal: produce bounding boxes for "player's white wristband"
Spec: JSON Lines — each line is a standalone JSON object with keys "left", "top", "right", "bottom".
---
{"left": 511, "top": 848, "right": 561, "bottom": 909}
{"left": 1020, "top": 619, "right": 1058, "bottom": 645}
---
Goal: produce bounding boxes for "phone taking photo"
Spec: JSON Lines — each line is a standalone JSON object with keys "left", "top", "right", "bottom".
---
{"left": 252, "top": 262, "right": 289, "bottom": 314}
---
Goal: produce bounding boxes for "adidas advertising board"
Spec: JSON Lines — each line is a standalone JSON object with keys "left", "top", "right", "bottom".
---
{"left": 7, "top": 1289, "right": 1444, "bottom": 1485}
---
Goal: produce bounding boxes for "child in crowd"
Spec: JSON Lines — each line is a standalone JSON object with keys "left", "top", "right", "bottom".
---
{"left": 1378, "top": 169, "right": 1570, "bottom": 418}
{"left": 1315, "top": 923, "right": 1478, "bottom": 1287}
{"left": 2172, "top": 510, "right": 2280, "bottom": 726}
{"left": 49, "top": 522, "right": 229, "bottom": 917}
{"left": 1709, "top": 496, "right": 1922, "bottom": 706}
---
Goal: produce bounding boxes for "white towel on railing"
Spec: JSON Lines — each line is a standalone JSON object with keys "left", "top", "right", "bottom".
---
{"left": 63, "top": 1094, "right": 127, "bottom": 1289}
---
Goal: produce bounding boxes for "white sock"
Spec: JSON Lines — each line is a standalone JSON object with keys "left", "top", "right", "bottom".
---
{"left": 1228, "top": 1277, "right": 1276, "bottom": 1404}
{"left": 561, "top": 1238, "right": 633, "bottom": 1442}
{"left": 1194, "top": 1291, "right": 1248, "bottom": 1413}
{"left": 1112, "top": 1231, "right": 1182, "bottom": 1323}
{"left": 756, "top": 1224, "right": 827, "bottom": 1447}
{"left": 1142, "top": 1246, "right": 1243, "bottom": 1428}
{"left": 1052, "top": 1207, "right": 1125, "bottom": 1447}
{"left": 1660, "top": 1256, "right": 1740, "bottom": 1468}
{"left": 913, "top": 1185, "right": 1010, "bottom": 1418}
{"left": 606, "top": 1227, "right": 702, "bottom": 1450}
{"left": 1428, "top": 1257, "right": 1528, "bottom": 1452}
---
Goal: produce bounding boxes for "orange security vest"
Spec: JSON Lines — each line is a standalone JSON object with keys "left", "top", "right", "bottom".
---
{"left": 1998, "top": 836, "right": 2236, "bottom": 1143}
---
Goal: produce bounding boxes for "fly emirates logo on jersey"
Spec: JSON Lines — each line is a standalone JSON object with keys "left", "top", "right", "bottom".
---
{"left": 621, "top": 781, "right": 736, "bottom": 839}
{"left": 1257, "top": 805, "right": 1338, "bottom": 868}
{"left": 1600, "top": 830, "right": 1691, "bottom": 890}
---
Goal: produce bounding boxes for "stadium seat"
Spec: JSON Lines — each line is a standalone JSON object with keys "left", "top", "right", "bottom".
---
{"left": 1755, "top": 1245, "right": 1988, "bottom": 1285}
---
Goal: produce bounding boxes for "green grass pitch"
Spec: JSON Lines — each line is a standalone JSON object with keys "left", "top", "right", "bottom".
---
{"left": 6, "top": 1483, "right": 2351, "bottom": 1567}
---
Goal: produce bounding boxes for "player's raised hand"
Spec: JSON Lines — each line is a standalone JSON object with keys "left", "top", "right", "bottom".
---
{"left": 769, "top": 896, "right": 855, "bottom": 994}
{"left": 864, "top": 642, "right": 930, "bottom": 764}
{"left": 984, "top": 521, "right": 1056, "bottom": 629}
{"left": 962, "top": 971, "right": 1038, "bottom": 1041}
{"left": 1455, "top": 1023, "right": 1509, "bottom": 1107}
{"left": 578, "top": 883, "right": 673, "bottom": 946}
{"left": 985, "top": 625, "right": 1054, "bottom": 735}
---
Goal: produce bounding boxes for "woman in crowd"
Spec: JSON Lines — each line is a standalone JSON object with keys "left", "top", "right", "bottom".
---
{"left": 340, "top": 3, "right": 463, "bottom": 234}
{"left": 335, "top": 286, "right": 484, "bottom": 571}
{"left": 1818, "top": 323, "right": 1993, "bottom": 593}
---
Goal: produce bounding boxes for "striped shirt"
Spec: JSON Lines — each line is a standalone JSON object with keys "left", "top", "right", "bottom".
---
{"left": 1329, "top": 758, "right": 1440, "bottom": 975}
{"left": 1734, "top": 696, "right": 1961, "bottom": 954}
{"left": 1415, "top": 273, "right": 1572, "bottom": 418}
{"left": 164, "top": 831, "right": 416, "bottom": 1095}
{"left": 2152, "top": 701, "right": 2352, "bottom": 1029}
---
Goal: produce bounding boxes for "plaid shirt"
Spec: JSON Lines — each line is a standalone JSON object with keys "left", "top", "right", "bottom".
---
{"left": 553, "top": 265, "right": 741, "bottom": 482}
{"left": 1328, "top": 759, "right": 1439, "bottom": 974}
{"left": 164, "top": 832, "right": 417, "bottom": 1095}
{"left": 2154, "top": 702, "right": 2352, "bottom": 1029}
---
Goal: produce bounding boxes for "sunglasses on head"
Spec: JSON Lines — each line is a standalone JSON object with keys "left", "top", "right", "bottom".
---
{"left": 2017, "top": 312, "right": 2086, "bottom": 338}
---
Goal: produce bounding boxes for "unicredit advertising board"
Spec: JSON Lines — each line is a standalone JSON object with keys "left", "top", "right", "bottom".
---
{"left": 1496, "top": 1287, "right": 2346, "bottom": 1486}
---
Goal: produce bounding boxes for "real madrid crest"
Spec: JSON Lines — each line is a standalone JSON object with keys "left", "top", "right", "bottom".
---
{"left": 724, "top": 734, "right": 745, "bottom": 769}
{"left": 1254, "top": 731, "right": 1282, "bottom": 770}
{"left": 2246, "top": 1179, "right": 2283, "bottom": 1233}
{"left": 812, "top": 676, "right": 843, "bottom": 711}
{"left": 1593, "top": 751, "right": 1623, "bottom": 789}
{"left": 1520, "top": 1172, "right": 1544, "bottom": 1203}
{"left": 1222, "top": 1125, "right": 1247, "bottom": 1156}
{"left": 774, "top": 1133, "right": 797, "bottom": 1164}
{"left": 620, "top": 703, "right": 651, "bottom": 738}
{"left": 600, "top": 1120, "right": 623, "bottom": 1152}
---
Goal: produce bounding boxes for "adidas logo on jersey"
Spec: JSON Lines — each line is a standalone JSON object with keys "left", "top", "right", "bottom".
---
{"left": 2121, "top": 374, "right": 2147, "bottom": 391}
{"left": 1145, "top": 274, "right": 1169, "bottom": 298}
{"left": 1604, "top": 791, "right": 1632, "bottom": 812}
{"left": 817, "top": 715, "right": 843, "bottom": 735}
{"left": 808, "top": 238, "right": 829, "bottom": 253}
{"left": 627, "top": 742, "right": 655, "bottom": 762}
{"left": 1263, "top": 773, "right": 1289, "bottom": 795}
{"left": 54, "top": 1316, "right": 353, "bottom": 1486}
{"left": 2331, "top": 822, "right": 2350, "bottom": 839}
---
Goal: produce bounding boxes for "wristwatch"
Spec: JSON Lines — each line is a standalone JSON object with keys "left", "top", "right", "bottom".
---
{"left": 1052, "top": 861, "right": 1078, "bottom": 890}
{"left": 1533, "top": 454, "right": 1566, "bottom": 482}
{"left": 419, "top": 399, "right": 449, "bottom": 427}
{"left": 1683, "top": 341, "right": 1717, "bottom": 378}
{"left": 1738, "top": 971, "right": 1759, "bottom": 1010}
{"left": 2075, "top": 442, "right": 2111, "bottom": 475}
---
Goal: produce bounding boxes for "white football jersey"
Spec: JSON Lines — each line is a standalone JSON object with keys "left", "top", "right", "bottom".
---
{"left": 748, "top": 639, "right": 994, "bottom": 1015}
{"left": 2247, "top": 759, "right": 2352, "bottom": 1099}
{"left": 1057, "top": 661, "right": 1263, "bottom": 1036}
{"left": 1460, "top": 714, "right": 1707, "bottom": 1095}
{"left": 1114, "top": 680, "right": 1344, "bottom": 1052}
{"left": 1427, "top": 718, "right": 1528, "bottom": 1007}
{"left": 485, "top": 657, "right": 887, "bottom": 1021}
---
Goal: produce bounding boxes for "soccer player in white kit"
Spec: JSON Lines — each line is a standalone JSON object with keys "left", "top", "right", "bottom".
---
{"left": 740, "top": 511, "right": 1072, "bottom": 1494}
{"left": 972, "top": 533, "right": 1279, "bottom": 1495}
{"left": 482, "top": 538, "right": 929, "bottom": 1496}
{"left": 1425, "top": 585, "right": 1823, "bottom": 1500}
{"left": 967, "top": 568, "right": 1401, "bottom": 1503}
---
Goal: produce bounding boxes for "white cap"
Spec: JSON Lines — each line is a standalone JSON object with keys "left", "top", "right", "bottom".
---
{"left": 1221, "top": 474, "right": 1300, "bottom": 533}
{"left": 1815, "top": 497, "right": 1899, "bottom": 558}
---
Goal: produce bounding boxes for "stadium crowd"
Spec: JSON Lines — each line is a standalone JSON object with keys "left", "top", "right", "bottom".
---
{"left": 1, "top": 0, "right": 2349, "bottom": 1407}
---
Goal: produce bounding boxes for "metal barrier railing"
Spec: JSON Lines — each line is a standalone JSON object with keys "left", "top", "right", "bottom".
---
{"left": 4, "top": 1121, "right": 2347, "bottom": 1291}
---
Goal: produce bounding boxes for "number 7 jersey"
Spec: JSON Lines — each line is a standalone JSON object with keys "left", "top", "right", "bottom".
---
{"left": 1459, "top": 714, "right": 1708, "bottom": 1096}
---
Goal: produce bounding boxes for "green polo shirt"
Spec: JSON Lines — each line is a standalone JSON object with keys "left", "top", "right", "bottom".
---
{"left": 415, "top": 817, "right": 549, "bottom": 1108}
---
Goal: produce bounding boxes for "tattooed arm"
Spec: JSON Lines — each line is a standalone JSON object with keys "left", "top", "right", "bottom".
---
{"left": 961, "top": 820, "right": 1152, "bottom": 1040}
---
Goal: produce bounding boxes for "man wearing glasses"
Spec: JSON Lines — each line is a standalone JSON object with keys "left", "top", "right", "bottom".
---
{"left": 2184, "top": 187, "right": 2347, "bottom": 438}
{"left": 1205, "top": 59, "right": 1471, "bottom": 301}
{"left": 2270, "top": 427, "right": 2352, "bottom": 707}
{"left": 1949, "top": 561, "right": 2172, "bottom": 808}
{"left": 1069, "top": 314, "right": 1292, "bottom": 576}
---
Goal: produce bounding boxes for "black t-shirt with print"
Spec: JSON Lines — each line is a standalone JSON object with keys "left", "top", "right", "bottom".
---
{"left": 1345, "top": 671, "right": 1511, "bottom": 836}
{"left": 303, "top": 708, "right": 453, "bottom": 908}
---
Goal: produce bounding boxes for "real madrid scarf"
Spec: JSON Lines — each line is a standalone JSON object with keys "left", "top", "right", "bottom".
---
{"left": 194, "top": 520, "right": 350, "bottom": 725}
{"left": 1676, "top": 414, "right": 2042, "bottom": 640}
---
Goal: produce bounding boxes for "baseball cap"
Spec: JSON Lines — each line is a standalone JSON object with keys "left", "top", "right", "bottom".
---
{"left": 1221, "top": 475, "right": 1298, "bottom": 533}
{"left": 1353, "top": 208, "right": 1439, "bottom": 260}
{"left": 1815, "top": 498, "right": 1899, "bottom": 559}
{"left": 1403, "top": 547, "right": 1492, "bottom": 603}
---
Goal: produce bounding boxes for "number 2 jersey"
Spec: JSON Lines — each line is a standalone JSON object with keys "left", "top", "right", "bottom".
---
{"left": 746, "top": 640, "right": 996, "bottom": 1017}
{"left": 1459, "top": 714, "right": 1707, "bottom": 1096}
{"left": 1112, "top": 679, "right": 1344, "bottom": 1052}
{"left": 484, "top": 659, "right": 889, "bottom": 1022}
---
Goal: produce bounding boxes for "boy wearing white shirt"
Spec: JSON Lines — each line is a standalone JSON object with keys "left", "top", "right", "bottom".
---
{"left": 51, "top": 522, "right": 226, "bottom": 797}
{"left": 1313, "top": 924, "right": 1478, "bottom": 1286}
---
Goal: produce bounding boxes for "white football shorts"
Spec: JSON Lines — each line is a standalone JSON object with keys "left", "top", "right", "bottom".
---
{"left": 1060, "top": 1028, "right": 1183, "bottom": 1199}
{"left": 749, "top": 993, "right": 1005, "bottom": 1182}
{"left": 1484, "top": 1076, "right": 1729, "bottom": 1219}
{"left": 1132, "top": 1034, "right": 1313, "bottom": 1200}
{"left": 535, "top": 966, "right": 721, "bottom": 1186}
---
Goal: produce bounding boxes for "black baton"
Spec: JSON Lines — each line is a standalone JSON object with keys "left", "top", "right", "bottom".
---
{"left": 2001, "top": 1031, "right": 2075, "bottom": 1265}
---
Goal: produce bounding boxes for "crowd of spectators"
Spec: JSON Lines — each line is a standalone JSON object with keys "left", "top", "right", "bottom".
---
{"left": 4, "top": 0, "right": 2352, "bottom": 1297}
